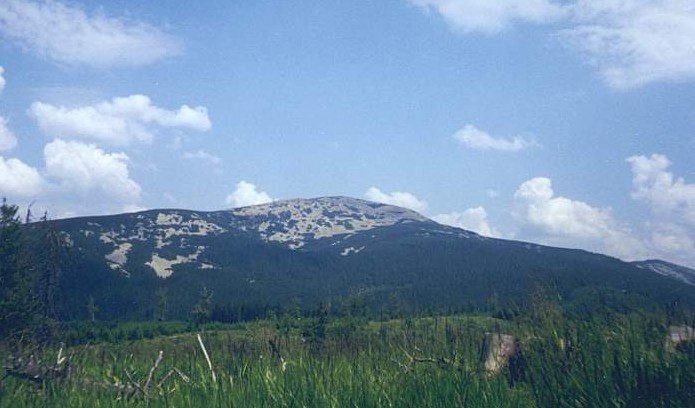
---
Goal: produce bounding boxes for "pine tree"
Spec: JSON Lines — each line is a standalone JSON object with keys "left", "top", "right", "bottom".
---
{"left": 192, "top": 286, "right": 213, "bottom": 325}
{"left": 87, "top": 295, "right": 99, "bottom": 322}
{"left": 0, "top": 199, "right": 37, "bottom": 343}
{"left": 155, "top": 287, "right": 168, "bottom": 321}
{"left": 35, "top": 212, "right": 67, "bottom": 320}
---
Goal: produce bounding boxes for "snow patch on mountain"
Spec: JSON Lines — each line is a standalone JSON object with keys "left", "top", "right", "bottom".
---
{"left": 153, "top": 212, "right": 226, "bottom": 247}
{"left": 146, "top": 246, "right": 206, "bottom": 278}
{"left": 63, "top": 196, "right": 440, "bottom": 278}
{"left": 232, "top": 196, "right": 428, "bottom": 248}
{"left": 99, "top": 231, "right": 117, "bottom": 244}
{"left": 633, "top": 260, "right": 695, "bottom": 286}
{"left": 341, "top": 246, "right": 366, "bottom": 256}
{"left": 105, "top": 242, "right": 132, "bottom": 267}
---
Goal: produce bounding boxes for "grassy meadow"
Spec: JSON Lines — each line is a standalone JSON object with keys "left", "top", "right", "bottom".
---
{"left": 3, "top": 305, "right": 695, "bottom": 408}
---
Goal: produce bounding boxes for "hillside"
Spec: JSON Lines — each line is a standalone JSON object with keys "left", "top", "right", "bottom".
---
{"left": 26, "top": 196, "right": 695, "bottom": 321}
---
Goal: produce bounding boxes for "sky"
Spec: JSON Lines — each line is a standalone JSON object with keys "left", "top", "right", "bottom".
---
{"left": 1, "top": 0, "right": 695, "bottom": 268}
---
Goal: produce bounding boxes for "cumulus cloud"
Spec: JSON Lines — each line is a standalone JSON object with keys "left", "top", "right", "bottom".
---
{"left": 0, "top": 117, "right": 18, "bottom": 151}
{"left": 0, "top": 0, "right": 181, "bottom": 68}
{"left": 409, "top": 0, "right": 566, "bottom": 34}
{"left": 453, "top": 124, "right": 538, "bottom": 152}
{"left": 626, "top": 154, "right": 695, "bottom": 267}
{"left": 365, "top": 187, "right": 429, "bottom": 213}
{"left": 225, "top": 181, "right": 273, "bottom": 208}
{"left": 432, "top": 206, "right": 500, "bottom": 237}
{"left": 183, "top": 149, "right": 222, "bottom": 166}
{"left": 506, "top": 157, "right": 695, "bottom": 267}
{"left": 627, "top": 154, "right": 695, "bottom": 227}
{"left": 29, "top": 95, "right": 211, "bottom": 146}
{"left": 44, "top": 139, "right": 141, "bottom": 203}
{"left": 0, "top": 68, "right": 16, "bottom": 152}
{"left": 513, "top": 177, "right": 647, "bottom": 259}
{"left": 647, "top": 223, "right": 695, "bottom": 255}
{"left": 412, "top": 0, "right": 695, "bottom": 89}
{"left": 514, "top": 177, "right": 614, "bottom": 238}
{"left": 0, "top": 156, "right": 44, "bottom": 197}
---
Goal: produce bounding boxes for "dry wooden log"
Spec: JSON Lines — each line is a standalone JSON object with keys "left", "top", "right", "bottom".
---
{"left": 3, "top": 351, "right": 70, "bottom": 384}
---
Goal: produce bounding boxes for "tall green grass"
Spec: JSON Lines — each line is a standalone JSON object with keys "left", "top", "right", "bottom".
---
{"left": 2, "top": 311, "right": 694, "bottom": 407}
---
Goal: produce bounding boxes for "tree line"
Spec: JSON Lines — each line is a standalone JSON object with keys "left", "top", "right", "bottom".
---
{"left": 0, "top": 199, "right": 66, "bottom": 347}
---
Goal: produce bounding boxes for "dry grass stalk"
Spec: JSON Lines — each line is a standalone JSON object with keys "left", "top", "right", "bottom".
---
{"left": 197, "top": 333, "right": 217, "bottom": 383}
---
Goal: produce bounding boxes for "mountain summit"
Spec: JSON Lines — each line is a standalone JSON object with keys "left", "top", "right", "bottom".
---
{"left": 53, "top": 196, "right": 450, "bottom": 280}
{"left": 230, "top": 196, "right": 430, "bottom": 249}
{"left": 32, "top": 196, "right": 695, "bottom": 321}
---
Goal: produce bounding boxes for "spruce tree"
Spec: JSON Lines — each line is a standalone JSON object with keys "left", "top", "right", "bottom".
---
{"left": 0, "top": 199, "right": 37, "bottom": 343}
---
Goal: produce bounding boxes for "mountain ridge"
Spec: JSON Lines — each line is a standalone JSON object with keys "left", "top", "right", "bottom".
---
{"left": 27, "top": 196, "right": 695, "bottom": 321}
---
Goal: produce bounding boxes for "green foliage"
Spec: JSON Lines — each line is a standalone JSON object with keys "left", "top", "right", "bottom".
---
{"left": 5, "top": 304, "right": 695, "bottom": 407}
{"left": 0, "top": 314, "right": 521, "bottom": 407}
{"left": 191, "top": 286, "right": 213, "bottom": 326}
{"left": 0, "top": 199, "right": 37, "bottom": 344}
{"left": 28, "top": 208, "right": 695, "bottom": 322}
{"left": 86, "top": 295, "right": 99, "bottom": 322}
{"left": 52, "top": 320, "right": 192, "bottom": 345}
{"left": 154, "top": 287, "right": 167, "bottom": 322}
{"left": 32, "top": 213, "right": 68, "bottom": 321}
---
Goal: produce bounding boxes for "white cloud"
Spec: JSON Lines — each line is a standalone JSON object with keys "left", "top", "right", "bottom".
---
{"left": 562, "top": 0, "right": 695, "bottom": 89}
{"left": 183, "top": 149, "right": 222, "bottom": 166}
{"left": 365, "top": 187, "right": 429, "bottom": 213}
{"left": 123, "top": 204, "right": 148, "bottom": 214}
{"left": 0, "top": 0, "right": 181, "bottom": 68}
{"left": 626, "top": 154, "right": 695, "bottom": 267}
{"left": 409, "top": 0, "right": 566, "bottom": 34}
{"left": 0, "top": 156, "right": 44, "bottom": 197}
{"left": 505, "top": 158, "right": 695, "bottom": 267}
{"left": 512, "top": 177, "right": 647, "bottom": 259}
{"left": 0, "top": 117, "right": 18, "bottom": 151}
{"left": 44, "top": 139, "right": 141, "bottom": 203}
{"left": 432, "top": 206, "right": 500, "bottom": 237}
{"left": 514, "top": 177, "right": 613, "bottom": 238}
{"left": 627, "top": 154, "right": 695, "bottom": 227}
{"left": 225, "top": 181, "right": 273, "bottom": 208}
{"left": 0, "top": 68, "right": 13, "bottom": 151}
{"left": 647, "top": 223, "right": 694, "bottom": 255}
{"left": 29, "top": 95, "right": 211, "bottom": 146}
{"left": 412, "top": 0, "right": 695, "bottom": 89}
{"left": 453, "top": 124, "right": 538, "bottom": 152}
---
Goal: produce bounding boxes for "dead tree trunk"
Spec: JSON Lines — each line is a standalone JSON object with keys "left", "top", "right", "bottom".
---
{"left": 480, "top": 332, "right": 516, "bottom": 375}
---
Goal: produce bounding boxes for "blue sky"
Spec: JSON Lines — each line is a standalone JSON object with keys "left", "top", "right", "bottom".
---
{"left": 1, "top": 0, "right": 695, "bottom": 267}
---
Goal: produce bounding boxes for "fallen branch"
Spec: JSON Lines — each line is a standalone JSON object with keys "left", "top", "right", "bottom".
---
{"left": 144, "top": 350, "right": 164, "bottom": 390}
{"left": 395, "top": 348, "right": 460, "bottom": 372}
{"left": 3, "top": 349, "right": 71, "bottom": 385}
{"left": 5, "top": 347, "right": 191, "bottom": 401}
{"left": 125, "top": 369, "right": 148, "bottom": 397}
{"left": 157, "top": 367, "right": 190, "bottom": 389}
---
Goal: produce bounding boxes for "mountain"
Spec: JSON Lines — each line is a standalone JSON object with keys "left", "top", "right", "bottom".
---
{"left": 27, "top": 196, "right": 695, "bottom": 321}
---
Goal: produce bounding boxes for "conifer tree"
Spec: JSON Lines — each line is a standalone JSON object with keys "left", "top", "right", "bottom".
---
{"left": 192, "top": 286, "right": 213, "bottom": 325}
{"left": 0, "top": 199, "right": 37, "bottom": 342}
{"left": 35, "top": 212, "right": 67, "bottom": 320}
